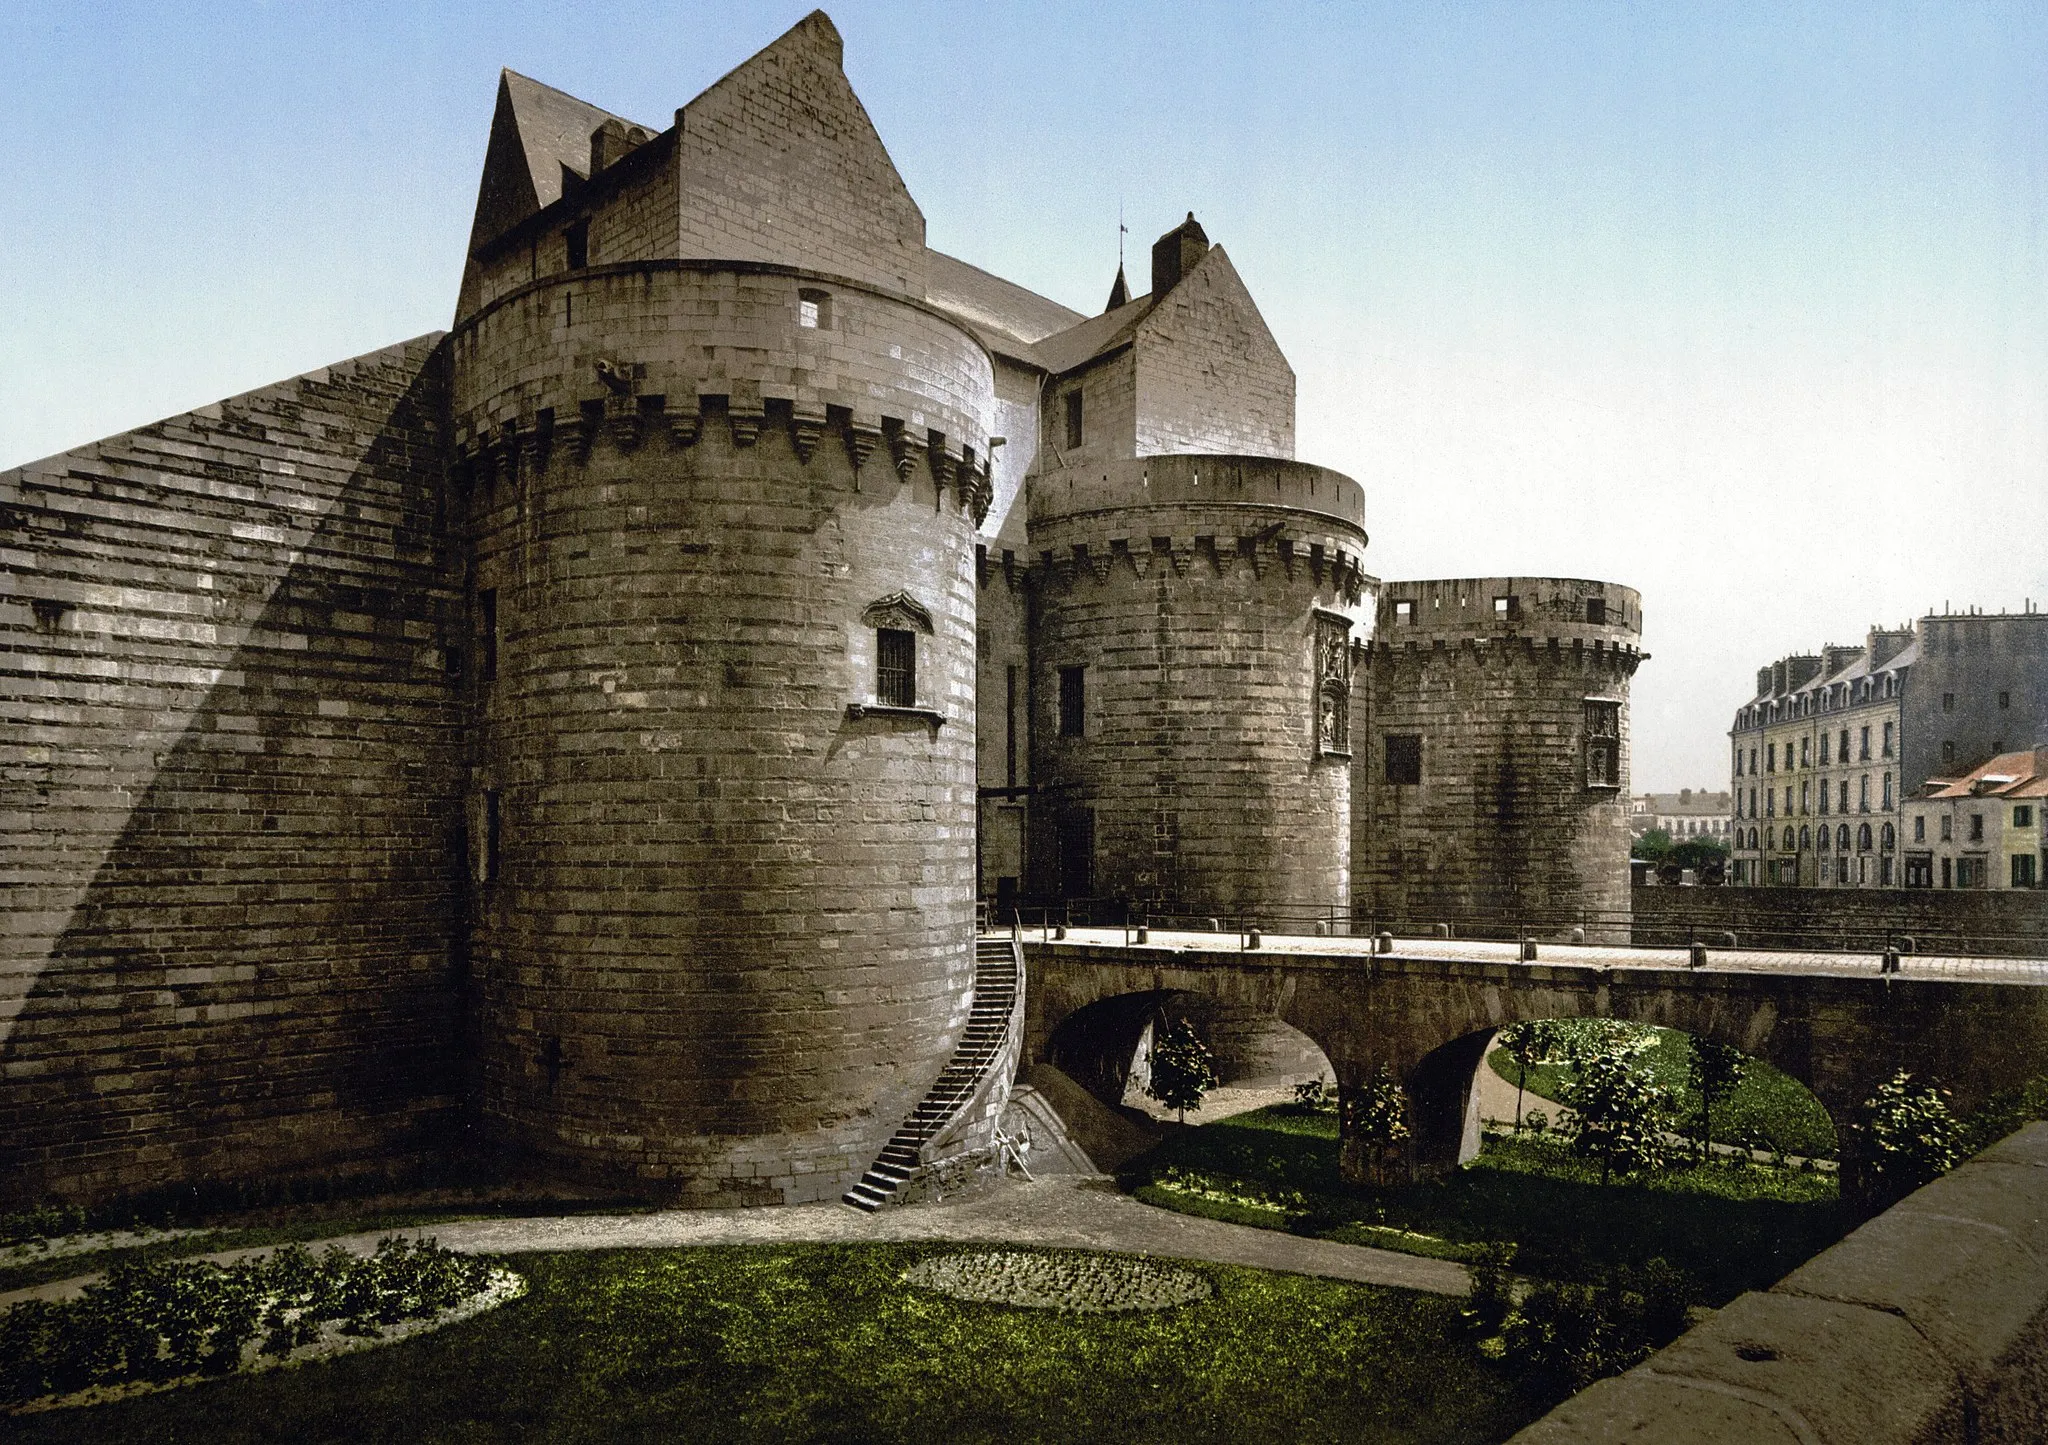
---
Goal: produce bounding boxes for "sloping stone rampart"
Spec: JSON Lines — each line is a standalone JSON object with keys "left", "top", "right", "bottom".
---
{"left": 0, "top": 337, "right": 466, "bottom": 1207}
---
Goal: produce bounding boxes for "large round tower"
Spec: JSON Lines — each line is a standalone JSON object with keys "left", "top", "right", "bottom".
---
{"left": 1354, "top": 576, "right": 1645, "bottom": 939}
{"left": 451, "top": 261, "right": 994, "bottom": 1203}
{"left": 1026, "top": 456, "right": 1370, "bottom": 920}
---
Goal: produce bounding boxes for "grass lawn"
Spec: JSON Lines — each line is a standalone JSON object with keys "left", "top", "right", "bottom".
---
{"left": 5, "top": 1244, "right": 1547, "bottom": 1445}
{"left": 1485, "top": 1026, "right": 1838, "bottom": 1159}
{"left": 1130, "top": 1106, "right": 1845, "bottom": 1305}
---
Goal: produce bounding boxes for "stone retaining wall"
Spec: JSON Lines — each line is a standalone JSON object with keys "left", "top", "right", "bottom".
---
{"left": 1634, "top": 882, "right": 2048, "bottom": 957}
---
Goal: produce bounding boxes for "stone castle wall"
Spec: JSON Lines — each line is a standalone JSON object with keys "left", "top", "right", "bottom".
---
{"left": 0, "top": 337, "right": 467, "bottom": 1207}
{"left": 1025, "top": 455, "right": 1369, "bottom": 917}
{"left": 451, "top": 260, "right": 994, "bottom": 1203}
{"left": 1356, "top": 576, "right": 1643, "bottom": 937}
{"left": 1633, "top": 880, "right": 2048, "bottom": 957}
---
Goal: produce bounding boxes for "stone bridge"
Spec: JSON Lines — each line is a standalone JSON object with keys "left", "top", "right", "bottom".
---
{"left": 1020, "top": 927, "right": 2048, "bottom": 1196}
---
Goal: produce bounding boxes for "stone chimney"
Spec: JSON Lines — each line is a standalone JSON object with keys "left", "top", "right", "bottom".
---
{"left": 1150, "top": 213, "right": 1210, "bottom": 299}
{"left": 590, "top": 118, "right": 652, "bottom": 175}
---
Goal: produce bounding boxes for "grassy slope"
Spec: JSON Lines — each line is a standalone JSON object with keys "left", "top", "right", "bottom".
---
{"left": 6, "top": 1245, "right": 1545, "bottom": 1445}
{"left": 1130, "top": 1107, "right": 1844, "bottom": 1305}
{"left": 1486, "top": 1027, "right": 1839, "bottom": 1159}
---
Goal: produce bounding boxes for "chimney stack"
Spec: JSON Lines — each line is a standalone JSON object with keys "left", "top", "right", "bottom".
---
{"left": 1150, "top": 213, "right": 1210, "bottom": 300}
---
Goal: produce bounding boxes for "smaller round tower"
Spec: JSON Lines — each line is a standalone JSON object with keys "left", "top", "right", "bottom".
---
{"left": 1354, "top": 577, "right": 1644, "bottom": 939}
{"left": 1027, "top": 455, "right": 1369, "bottom": 920}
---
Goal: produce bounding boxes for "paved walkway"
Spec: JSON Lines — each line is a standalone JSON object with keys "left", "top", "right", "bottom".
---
{"left": 1, "top": 1176, "right": 1470, "bottom": 1309}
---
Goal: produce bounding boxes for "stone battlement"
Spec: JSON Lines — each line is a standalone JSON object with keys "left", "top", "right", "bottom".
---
{"left": 1027, "top": 454, "right": 1364, "bottom": 531}
{"left": 451, "top": 260, "right": 996, "bottom": 494}
{"left": 1376, "top": 575, "right": 1643, "bottom": 644}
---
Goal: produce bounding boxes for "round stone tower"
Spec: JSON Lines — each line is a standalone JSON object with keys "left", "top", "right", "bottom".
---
{"left": 451, "top": 261, "right": 995, "bottom": 1203}
{"left": 1354, "top": 576, "right": 1645, "bottom": 939}
{"left": 1027, "top": 455, "right": 1370, "bottom": 920}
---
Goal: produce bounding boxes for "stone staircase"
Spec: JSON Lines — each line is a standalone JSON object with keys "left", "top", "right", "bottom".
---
{"left": 842, "top": 934, "right": 1022, "bottom": 1211}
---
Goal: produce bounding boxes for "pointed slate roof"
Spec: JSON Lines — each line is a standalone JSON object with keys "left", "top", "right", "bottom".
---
{"left": 1105, "top": 264, "right": 1130, "bottom": 312}
{"left": 466, "top": 70, "right": 649, "bottom": 254}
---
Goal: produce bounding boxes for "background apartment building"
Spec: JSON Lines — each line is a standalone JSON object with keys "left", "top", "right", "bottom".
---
{"left": 1728, "top": 609, "right": 2048, "bottom": 889}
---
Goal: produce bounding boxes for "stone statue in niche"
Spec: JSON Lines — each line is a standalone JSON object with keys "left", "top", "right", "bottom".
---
{"left": 1315, "top": 613, "right": 1352, "bottom": 754}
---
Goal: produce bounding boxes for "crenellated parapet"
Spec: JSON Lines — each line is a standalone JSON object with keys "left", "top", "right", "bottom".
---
{"left": 449, "top": 259, "right": 998, "bottom": 524}
{"left": 449, "top": 393, "right": 995, "bottom": 525}
{"left": 1025, "top": 455, "right": 1369, "bottom": 603}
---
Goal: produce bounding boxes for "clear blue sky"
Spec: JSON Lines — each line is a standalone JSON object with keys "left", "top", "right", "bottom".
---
{"left": 4, "top": 1, "right": 2044, "bottom": 791}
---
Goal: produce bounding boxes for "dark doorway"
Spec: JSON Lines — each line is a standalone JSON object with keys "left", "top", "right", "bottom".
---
{"left": 1058, "top": 809, "right": 1095, "bottom": 900}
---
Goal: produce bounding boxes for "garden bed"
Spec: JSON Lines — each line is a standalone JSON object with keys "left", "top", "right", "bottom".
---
{"left": 3, "top": 1238, "right": 519, "bottom": 1415}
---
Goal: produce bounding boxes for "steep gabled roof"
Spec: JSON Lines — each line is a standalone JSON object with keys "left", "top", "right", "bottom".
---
{"left": 467, "top": 70, "right": 649, "bottom": 253}
{"left": 1029, "top": 292, "right": 1154, "bottom": 377}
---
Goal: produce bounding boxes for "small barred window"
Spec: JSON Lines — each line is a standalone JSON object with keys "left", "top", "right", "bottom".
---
{"left": 877, "top": 628, "right": 916, "bottom": 708}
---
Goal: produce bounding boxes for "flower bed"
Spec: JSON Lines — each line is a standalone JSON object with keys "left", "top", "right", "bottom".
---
{"left": 902, "top": 1250, "right": 1211, "bottom": 1313}
{"left": 2, "top": 1237, "right": 520, "bottom": 1413}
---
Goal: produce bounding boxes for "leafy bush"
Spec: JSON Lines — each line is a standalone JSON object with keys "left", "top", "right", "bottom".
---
{"left": 0, "top": 1237, "right": 501, "bottom": 1408}
{"left": 1558, "top": 1045, "right": 1676, "bottom": 1183}
{"left": 1341, "top": 1065, "right": 1413, "bottom": 1186}
{"left": 1492, "top": 1258, "right": 1694, "bottom": 1391}
{"left": 1852, "top": 1071, "right": 1965, "bottom": 1211}
{"left": 1145, "top": 1017, "right": 1220, "bottom": 1122}
{"left": 0, "top": 1205, "right": 89, "bottom": 1248}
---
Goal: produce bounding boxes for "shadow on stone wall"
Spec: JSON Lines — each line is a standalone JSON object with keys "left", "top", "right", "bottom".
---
{"left": 0, "top": 342, "right": 469, "bottom": 1209}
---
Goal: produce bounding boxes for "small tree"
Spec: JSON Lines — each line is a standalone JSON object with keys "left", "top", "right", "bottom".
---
{"left": 1497, "top": 1020, "right": 1564, "bottom": 1135}
{"left": 1145, "top": 1016, "right": 1220, "bottom": 1123}
{"left": 1341, "top": 1065, "right": 1413, "bottom": 1185}
{"left": 1687, "top": 1039, "right": 1747, "bottom": 1161}
{"left": 1561, "top": 1044, "right": 1675, "bottom": 1183}
{"left": 1858, "top": 1070, "right": 1964, "bottom": 1207}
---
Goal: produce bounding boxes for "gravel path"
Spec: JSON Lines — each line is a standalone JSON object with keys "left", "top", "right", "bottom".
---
{"left": 2, "top": 1176, "right": 1469, "bottom": 1308}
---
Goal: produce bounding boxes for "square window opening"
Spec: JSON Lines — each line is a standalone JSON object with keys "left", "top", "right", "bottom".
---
{"left": 564, "top": 221, "right": 589, "bottom": 270}
{"left": 1385, "top": 733, "right": 1422, "bottom": 786}
{"left": 798, "top": 288, "right": 831, "bottom": 330}
{"left": 1585, "top": 597, "right": 1607, "bottom": 625}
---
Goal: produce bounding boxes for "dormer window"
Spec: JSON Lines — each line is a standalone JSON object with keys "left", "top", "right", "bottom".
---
{"left": 798, "top": 288, "right": 831, "bottom": 330}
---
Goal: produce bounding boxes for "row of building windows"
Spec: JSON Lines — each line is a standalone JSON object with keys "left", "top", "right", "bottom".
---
{"left": 1736, "top": 822, "right": 1893, "bottom": 853}
{"left": 1735, "top": 723, "right": 1891, "bottom": 776}
{"left": 1737, "top": 773, "right": 1892, "bottom": 818}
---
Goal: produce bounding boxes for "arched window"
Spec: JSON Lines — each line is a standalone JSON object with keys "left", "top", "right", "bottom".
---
{"left": 1881, "top": 822, "right": 1895, "bottom": 851}
{"left": 1799, "top": 825, "right": 1811, "bottom": 849}
{"left": 1748, "top": 827, "right": 1759, "bottom": 850}
{"left": 1782, "top": 826, "right": 1796, "bottom": 852}
{"left": 1837, "top": 824, "right": 1851, "bottom": 852}
{"left": 1817, "top": 826, "right": 1830, "bottom": 852}
{"left": 1858, "top": 823, "right": 1873, "bottom": 852}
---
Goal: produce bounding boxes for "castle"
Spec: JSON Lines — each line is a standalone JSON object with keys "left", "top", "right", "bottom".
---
{"left": 0, "top": 13, "right": 1642, "bottom": 1209}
